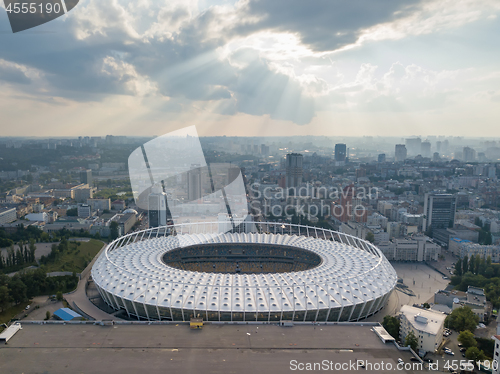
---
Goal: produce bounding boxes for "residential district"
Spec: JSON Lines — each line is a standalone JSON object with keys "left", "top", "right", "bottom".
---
{"left": 2, "top": 135, "right": 500, "bottom": 372}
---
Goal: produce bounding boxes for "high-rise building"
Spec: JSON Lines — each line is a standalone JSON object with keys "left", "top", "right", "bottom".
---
{"left": 260, "top": 144, "right": 269, "bottom": 156}
{"left": 334, "top": 144, "right": 347, "bottom": 162}
{"left": 421, "top": 141, "right": 431, "bottom": 158}
{"left": 148, "top": 185, "right": 168, "bottom": 228}
{"left": 463, "top": 147, "right": 476, "bottom": 162}
{"left": 436, "top": 141, "right": 442, "bottom": 153}
{"left": 285, "top": 153, "right": 303, "bottom": 188}
{"left": 405, "top": 138, "right": 422, "bottom": 156}
{"left": 395, "top": 144, "right": 407, "bottom": 162}
{"left": 378, "top": 154, "right": 386, "bottom": 163}
{"left": 80, "top": 169, "right": 92, "bottom": 186}
{"left": 336, "top": 185, "right": 366, "bottom": 223}
{"left": 187, "top": 164, "right": 202, "bottom": 201}
{"left": 423, "top": 193, "right": 457, "bottom": 232}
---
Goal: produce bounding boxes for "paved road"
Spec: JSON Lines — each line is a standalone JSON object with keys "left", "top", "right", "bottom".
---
{"left": 64, "top": 241, "right": 123, "bottom": 321}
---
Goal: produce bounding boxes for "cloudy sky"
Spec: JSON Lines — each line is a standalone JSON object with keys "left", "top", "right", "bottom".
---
{"left": 0, "top": 0, "right": 499, "bottom": 137}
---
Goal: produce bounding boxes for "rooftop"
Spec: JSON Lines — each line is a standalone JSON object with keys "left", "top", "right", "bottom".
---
{"left": 400, "top": 305, "right": 446, "bottom": 336}
{"left": 0, "top": 324, "right": 419, "bottom": 373}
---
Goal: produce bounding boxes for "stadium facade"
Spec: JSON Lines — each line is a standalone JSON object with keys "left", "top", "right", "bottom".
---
{"left": 91, "top": 222, "right": 397, "bottom": 322}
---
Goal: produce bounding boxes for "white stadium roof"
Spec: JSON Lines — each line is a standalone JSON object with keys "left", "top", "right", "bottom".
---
{"left": 92, "top": 229, "right": 397, "bottom": 315}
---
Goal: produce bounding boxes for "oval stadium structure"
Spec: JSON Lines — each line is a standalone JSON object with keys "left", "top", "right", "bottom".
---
{"left": 91, "top": 222, "right": 397, "bottom": 322}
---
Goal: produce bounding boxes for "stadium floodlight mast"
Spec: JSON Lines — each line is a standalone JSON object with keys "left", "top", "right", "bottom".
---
{"left": 128, "top": 125, "right": 250, "bottom": 241}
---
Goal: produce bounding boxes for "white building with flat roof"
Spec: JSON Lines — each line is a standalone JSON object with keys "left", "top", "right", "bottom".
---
{"left": 0, "top": 207, "right": 17, "bottom": 225}
{"left": 400, "top": 305, "right": 446, "bottom": 354}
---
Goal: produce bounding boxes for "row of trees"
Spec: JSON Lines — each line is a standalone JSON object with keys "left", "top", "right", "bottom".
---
{"left": 0, "top": 239, "right": 37, "bottom": 270}
{"left": 475, "top": 217, "right": 493, "bottom": 245}
{"left": 382, "top": 315, "right": 419, "bottom": 351}
{"left": 0, "top": 270, "right": 78, "bottom": 313}
{"left": 0, "top": 225, "right": 50, "bottom": 246}
{"left": 454, "top": 254, "right": 492, "bottom": 277}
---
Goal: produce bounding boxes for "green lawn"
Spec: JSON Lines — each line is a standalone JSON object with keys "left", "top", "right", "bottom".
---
{"left": 42, "top": 239, "right": 105, "bottom": 273}
{"left": 0, "top": 301, "right": 30, "bottom": 327}
{"left": 94, "top": 186, "right": 133, "bottom": 200}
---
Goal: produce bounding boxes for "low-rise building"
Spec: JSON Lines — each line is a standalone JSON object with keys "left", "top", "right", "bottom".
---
{"left": 449, "top": 238, "right": 500, "bottom": 262}
{"left": 0, "top": 207, "right": 17, "bottom": 225}
{"left": 87, "top": 198, "right": 111, "bottom": 211}
{"left": 399, "top": 305, "right": 446, "bottom": 355}
{"left": 377, "top": 235, "right": 441, "bottom": 262}
{"left": 434, "top": 286, "right": 488, "bottom": 322}
{"left": 111, "top": 200, "right": 126, "bottom": 211}
{"left": 77, "top": 204, "right": 91, "bottom": 218}
{"left": 25, "top": 212, "right": 49, "bottom": 223}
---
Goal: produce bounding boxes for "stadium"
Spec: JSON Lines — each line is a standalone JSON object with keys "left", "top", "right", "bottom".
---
{"left": 91, "top": 222, "right": 397, "bottom": 322}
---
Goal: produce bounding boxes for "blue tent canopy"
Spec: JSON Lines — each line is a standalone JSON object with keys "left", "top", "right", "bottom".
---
{"left": 53, "top": 308, "right": 82, "bottom": 321}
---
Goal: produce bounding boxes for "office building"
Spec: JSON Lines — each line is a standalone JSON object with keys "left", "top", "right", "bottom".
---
{"left": 80, "top": 169, "right": 92, "bottom": 186}
{"left": 87, "top": 198, "right": 111, "bottom": 211}
{"left": 421, "top": 141, "right": 431, "bottom": 158}
{"left": 395, "top": 144, "right": 407, "bottom": 162}
{"left": 77, "top": 204, "right": 91, "bottom": 218}
{"left": 285, "top": 153, "right": 303, "bottom": 188}
{"left": 187, "top": 164, "right": 202, "bottom": 201}
{"left": 74, "top": 187, "right": 93, "bottom": 203}
{"left": 148, "top": 185, "right": 168, "bottom": 228}
{"left": 463, "top": 147, "right": 476, "bottom": 162}
{"left": 405, "top": 138, "right": 421, "bottom": 156}
{"left": 334, "top": 144, "right": 347, "bottom": 162}
{"left": 423, "top": 193, "right": 457, "bottom": 232}
{"left": 377, "top": 235, "right": 441, "bottom": 262}
{"left": 378, "top": 154, "right": 386, "bottom": 163}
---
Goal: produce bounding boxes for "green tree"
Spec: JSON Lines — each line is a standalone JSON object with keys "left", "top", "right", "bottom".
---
{"left": 0, "top": 285, "right": 10, "bottom": 312}
{"left": 458, "top": 330, "right": 477, "bottom": 348}
{"left": 445, "top": 306, "right": 479, "bottom": 333}
{"left": 8, "top": 276, "right": 27, "bottom": 304}
{"left": 66, "top": 208, "right": 78, "bottom": 216}
{"left": 56, "top": 291, "right": 63, "bottom": 301}
{"left": 404, "top": 330, "right": 419, "bottom": 351}
{"left": 382, "top": 315, "right": 400, "bottom": 340}
{"left": 365, "top": 232, "right": 375, "bottom": 243}
{"left": 45, "top": 311, "right": 51, "bottom": 320}
{"left": 110, "top": 221, "right": 119, "bottom": 240}
{"left": 469, "top": 255, "right": 475, "bottom": 274}
{"left": 465, "top": 347, "right": 486, "bottom": 361}
{"left": 423, "top": 303, "right": 430, "bottom": 309}
{"left": 463, "top": 255, "right": 469, "bottom": 275}
{"left": 455, "top": 258, "right": 463, "bottom": 277}
{"left": 29, "top": 238, "right": 36, "bottom": 263}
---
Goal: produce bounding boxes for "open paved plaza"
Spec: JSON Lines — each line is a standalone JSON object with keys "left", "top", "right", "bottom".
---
{"left": 366, "top": 262, "right": 450, "bottom": 323}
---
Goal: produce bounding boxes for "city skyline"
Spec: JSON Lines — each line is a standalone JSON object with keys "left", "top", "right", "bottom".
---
{"left": 1, "top": 0, "right": 500, "bottom": 137}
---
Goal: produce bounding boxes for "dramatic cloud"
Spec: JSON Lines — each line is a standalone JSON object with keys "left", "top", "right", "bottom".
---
{"left": 0, "top": 0, "right": 499, "bottom": 134}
